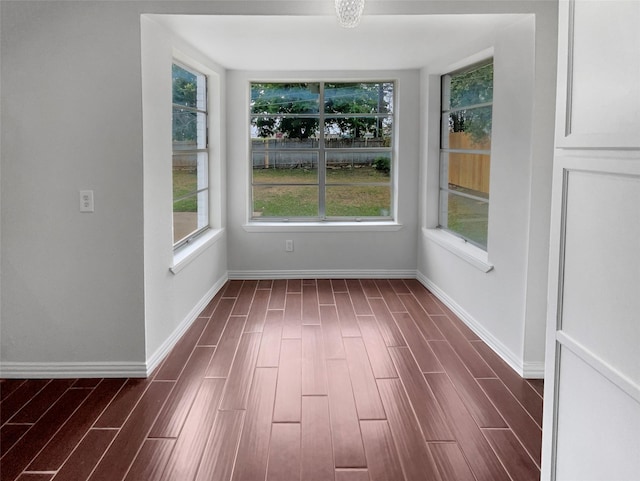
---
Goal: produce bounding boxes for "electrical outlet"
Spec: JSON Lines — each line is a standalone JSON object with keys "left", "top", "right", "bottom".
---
{"left": 285, "top": 239, "right": 294, "bottom": 252}
{"left": 80, "top": 190, "right": 94, "bottom": 213}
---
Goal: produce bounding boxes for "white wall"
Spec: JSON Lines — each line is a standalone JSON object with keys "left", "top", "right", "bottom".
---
{"left": 141, "top": 16, "right": 228, "bottom": 371}
{"left": 418, "top": 9, "right": 557, "bottom": 377}
{"left": 226, "top": 70, "right": 420, "bottom": 278}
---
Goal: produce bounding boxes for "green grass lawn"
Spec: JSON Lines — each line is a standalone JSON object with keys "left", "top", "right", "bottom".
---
{"left": 173, "top": 169, "right": 198, "bottom": 212}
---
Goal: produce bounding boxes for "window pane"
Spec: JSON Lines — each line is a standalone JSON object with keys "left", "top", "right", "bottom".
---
{"left": 173, "top": 190, "right": 208, "bottom": 244}
{"left": 252, "top": 151, "right": 318, "bottom": 176}
{"left": 442, "top": 152, "right": 490, "bottom": 197}
{"left": 251, "top": 83, "right": 320, "bottom": 115}
{"left": 173, "top": 110, "right": 206, "bottom": 149}
{"left": 173, "top": 64, "right": 199, "bottom": 109}
{"left": 326, "top": 185, "right": 391, "bottom": 217}
{"left": 252, "top": 185, "right": 318, "bottom": 218}
{"left": 324, "top": 83, "right": 393, "bottom": 114}
{"left": 439, "top": 190, "right": 488, "bottom": 249}
{"left": 325, "top": 117, "right": 392, "bottom": 148}
{"left": 443, "top": 106, "right": 492, "bottom": 150}
{"left": 326, "top": 151, "right": 390, "bottom": 183}
{"left": 447, "top": 63, "right": 493, "bottom": 109}
{"left": 251, "top": 117, "right": 319, "bottom": 144}
{"left": 173, "top": 152, "right": 208, "bottom": 201}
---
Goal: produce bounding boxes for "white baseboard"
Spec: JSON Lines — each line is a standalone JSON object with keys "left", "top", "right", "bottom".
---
{"left": 228, "top": 269, "right": 417, "bottom": 280}
{"left": 0, "top": 361, "right": 147, "bottom": 379}
{"left": 416, "top": 271, "right": 543, "bottom": 379}
{"left": 145, "top": 274, "right": 229, "bottom": 376}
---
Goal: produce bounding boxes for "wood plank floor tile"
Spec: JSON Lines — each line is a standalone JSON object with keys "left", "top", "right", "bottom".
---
{"left": 343, "top": 337, "right": 385, "bottom": 420}
{"left": 301, "top": 325, "right": 328, "bottom": 395}
{"left": 301, "top": 396, "right": 334, "bottom": 481}
{"left": 222, "top": 280, "right": 243, "bottom": 298}
{"left": 317, "top": 279, "right": 335, "bottom": 305}
{"left": 303, "top": 279, "right": 316, "bottom": 285}
{"left": 331, "top": 279, "right": 348, "bottom": 293}
{"left": 231, "top": 280, "right": 258, "bottom": 316}
{"left": 302, "top": 284, "right": 321, "bottom": 324}
{"left": 403, "top": 280, "right": 445, "bottom": 316}
{"left": 29, "top": 378, "right": 126, "bottom": 471}
{"left": 376, "top": 378, "right": 442, "bottom": 481}
{"left": 16, "top": 474, "right": 54, "bottom": 481}
{"left": 123, "top": 439, "right": 175, "bottom": 481}
{"left": 50, "top": 429, "right": 118, "bottom": 481}
{"left": 527, "top": 379, "right": 544, "bottom": 397}
{"left": 359, "top": 279, "right": 381, "bottom": 298}
{"left": 398, "top": 294, "right": 445, "bottom": 340}
{"left": 431, "top": 316, "right": 494, "bottom": 378}
{"left": 8, "top": 379, "right": 75, "bottom": 424}
{"left": 326, "top": 359, "right": 367, "bottom": 468}
{"left": 93, "top": 378, "right": 151, "bottom": 428}
{"left": 346, "top": 280, "right": 373, "bottom": 315}
{"left": 245, "top": 289, "right": 270, "bottom": 333}
{"left": 0, "top": 379, "right": 49, "bottom": 424}
{"left": 266, "top": 423, "right": 301, "bottom": 481}
{"left": 429, "top": 340, "right": 507, "bottom": 428}
{"left": 368, "top": 298, "right": 406, "bottom": 347}
{"left": 268, "top": 279, "right": 287, "bottom": 309}
{"left": 282, "top": 293, "right": 302, "bottom": 339}
{"left": 232, "top": 368, "right": 278, "bottom": 481}
{"left": 388, "top": 347, "right": 453, "bottom": 441}
{"left": 220, "top": 332, "right": 262, "bottom": 410}
{"left": 273, "top": 339, "right": 302, "bottom": 423}
{"left": 194, "top": 410, "right": 245, "bottom": 481}
{"left": 154, "top": 317, "right": 208, "bottom": 380}
{"left": 482, "top": 428, "right": 540, "bottom": 481}
{"left": 392, "top": 313, "right": 443, "bottom": 373}
{"left": 335, "top": 469, "right": 370, "bottom": 481}
{"left": 160, "top": 378, "right": 226, "bottom": 481}
{"left": 198, "top": 298, "right": 235, "bottom": 346}
{"left": 150, "top": 346, "right": 214, "bottom": 438}
{"left": 472, "top": 341, "right": 543, "bottom": 426}
{"left": 1, "top": 424, "right": 30, "bottom": 452}
{"left": 205, "top": 316, "right": 246, "bottom": 378}
{"left": 320, "top": 305, "right": 346, "bottom": 360}
{"left": 424, "top": 373, "right": 511, "bottom": 481}
{"left": 87, "top": 381, "right": 174, "bottom": 481}
{"left": 389, "top": 279, "right": 411, "bottom": 294}
{"left": 335, "top": 292, "right": 361, "bottom": 337}
{"left": 356, "top": 316, "right": 397, "bottom": 379}
{"left": 287, "top": 279, "right": 302, "bottom": 293}
{"left": 0, "top": 380, "right": 27, "bottom": 401}
{"left": 1, "top": 388, "right": 91, "bottom": 481}
{"left": 198, "top": 289, "right": 223, "bottom": 318}
{"left": 374, "top": 280, "right": 406, "bottom": 312}
{"left": 476, "top": 378, "right": 542, "bottom": 465}
{"left": 360, "top": 420, "right": 405, "bottom": 481}
{"left": 258, "top": 279, "right": 273, "bottom": 289}
{"left": 428, "top": 443, "right": 476, "bottom": 481}
{"left": 72, "top": 378, "right": 101, "bottom": 388}
{"left": 257, "top": 310, "right": 284, "bottom": 367}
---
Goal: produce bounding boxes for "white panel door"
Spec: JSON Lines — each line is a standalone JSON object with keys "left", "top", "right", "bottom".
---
{"left": 542, "top": 1, "right": 640, "bottom": 480}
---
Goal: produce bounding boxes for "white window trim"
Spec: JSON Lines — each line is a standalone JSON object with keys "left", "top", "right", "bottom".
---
{"left": 243, "top": 221, "right": 403, "bottom": 233}
{"left": 423, "top": 227, "right": 494, "bottom": 272}
{"left": 171, "top": 227, "right": 225, "bottom": 274}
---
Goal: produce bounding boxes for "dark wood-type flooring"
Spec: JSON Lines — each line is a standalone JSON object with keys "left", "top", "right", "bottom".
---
{"left": 1, "top": 279, "right": 544, "bottom": 481}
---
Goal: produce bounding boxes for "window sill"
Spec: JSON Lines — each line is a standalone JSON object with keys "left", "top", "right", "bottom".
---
{"left": 170, "top": 228, "right": 225, "bottom": 275}
{"left": 422, "top": 227, "right": 494, "bottom": 273}
{"left": 243, "top": 221, "right": 403, "bottom": 233}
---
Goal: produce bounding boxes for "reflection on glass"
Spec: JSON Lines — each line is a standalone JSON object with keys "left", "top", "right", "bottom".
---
{"left": 251, "top": 117, "right": 319, "bottom": 143}
{"left": 251, "top": 83, "right": 320, "bottom": 115}
{"left": 324, "top": 83, "right": 393, "bottom": 114}
{"left": 252, "top": 185, "right": 318, "bottom": 218}
{"left": 324, "top": 117, "right": 392, "bottom": 148}
{"left": 173, "top": 110, "right": 206, "bottom": 149}
{"left": 444, "top": 106, "right": 492, "bottom": 150}
{"left": 447, "top": 63, "right": 493, "bottom": 110}
{"left": 172, "top": 64, "right": 199, "bottom": 109}
{"left": 440, "top": 191, "right": 488, "bottom": 249}
{"left": 326, "top": 186, "right": 391, "bottom": 217}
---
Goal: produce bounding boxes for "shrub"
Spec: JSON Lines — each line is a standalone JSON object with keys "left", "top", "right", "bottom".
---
{"left": 373, "top": 156, "right": 390, "bottom": 173}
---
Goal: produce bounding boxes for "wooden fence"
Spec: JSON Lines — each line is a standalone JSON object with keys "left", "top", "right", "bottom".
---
{"left": 447, "top": 132, "right": 490, "bottom": 194}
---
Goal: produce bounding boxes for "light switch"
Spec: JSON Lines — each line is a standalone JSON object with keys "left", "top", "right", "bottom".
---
{"left": 80, "top": 190, "right": 94, "bottom": 213}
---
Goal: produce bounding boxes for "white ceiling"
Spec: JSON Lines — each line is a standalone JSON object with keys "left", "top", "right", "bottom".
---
{"left": 150, "top": 14, "right": 525, "bottom": 70}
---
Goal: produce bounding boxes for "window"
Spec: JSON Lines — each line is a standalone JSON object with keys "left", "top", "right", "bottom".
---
{"left": 250, "top": 82, "right": 394, "bottom": 221}
{"left": 440, "top": 61, "right": 493, "bottom": 249}
{"left": 172, "top": 62, "right": 209, "bottom": 247}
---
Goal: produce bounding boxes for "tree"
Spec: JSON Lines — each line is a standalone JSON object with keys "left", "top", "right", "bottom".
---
{"left": 172, "top": 64, "right": 198, "bottom": 143}
{"left": 448, "top": 63, "right": 493, "bottom": 144}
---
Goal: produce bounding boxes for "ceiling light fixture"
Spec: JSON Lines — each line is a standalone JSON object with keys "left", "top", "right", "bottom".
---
{"left": 335, "top": 0, "right": 365, "bottom": 28}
